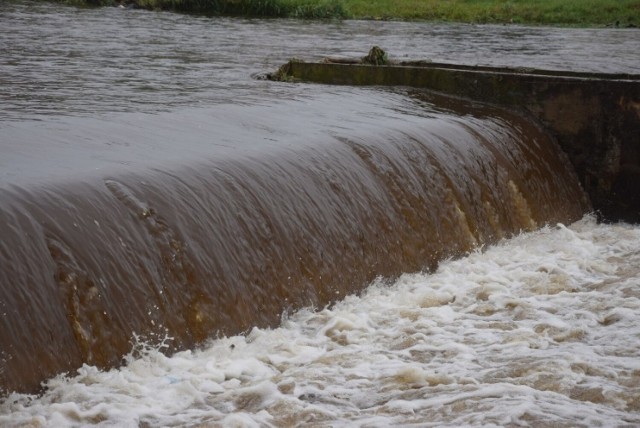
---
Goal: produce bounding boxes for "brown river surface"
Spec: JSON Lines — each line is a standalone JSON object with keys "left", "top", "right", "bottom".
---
{"left": 1, "top": 1, "right": 639, "bottom": 426}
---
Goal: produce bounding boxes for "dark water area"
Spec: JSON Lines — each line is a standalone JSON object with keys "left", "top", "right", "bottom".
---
{"left": 0, "top": 0, "right": 633, "bottom": 394}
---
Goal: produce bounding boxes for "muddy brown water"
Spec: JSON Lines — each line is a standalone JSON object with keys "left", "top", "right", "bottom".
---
{"left": 1, "top": 0, "right": 635, "bottom": 394}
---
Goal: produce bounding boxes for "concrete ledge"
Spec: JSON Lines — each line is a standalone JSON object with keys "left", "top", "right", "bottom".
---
{"left": 272, "top": 56, "right": 640, "bottom": 223}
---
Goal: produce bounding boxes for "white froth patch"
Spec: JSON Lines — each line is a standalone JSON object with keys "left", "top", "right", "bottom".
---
{"left": 2, "top": 216, "right": 640, "bottom": 427}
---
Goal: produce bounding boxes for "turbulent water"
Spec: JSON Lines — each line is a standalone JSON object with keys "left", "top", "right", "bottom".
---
{"left": 2, "top": 217, "right": 640, "bottom": 426}
{"left": 1, "top": 0, "right": 639, "bottom": 426}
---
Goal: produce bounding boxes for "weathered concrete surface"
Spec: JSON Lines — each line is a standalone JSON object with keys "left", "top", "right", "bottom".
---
{"left": 273, "top": 58, "right": 640, "bottom": 223}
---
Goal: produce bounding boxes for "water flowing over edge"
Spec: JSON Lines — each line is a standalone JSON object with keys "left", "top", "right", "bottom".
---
{"left": 0, "top": 91, "right": 587, "bottom": 394}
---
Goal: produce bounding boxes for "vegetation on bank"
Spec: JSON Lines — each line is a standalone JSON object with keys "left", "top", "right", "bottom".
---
{"left": 346, "top": 0, "right": 640, "bottom": 26}
{"left": 58, "top": 0, "right": 347, "bottom": 18}
{"left": 54, "top": 0, "right": 640, "bottom": 26}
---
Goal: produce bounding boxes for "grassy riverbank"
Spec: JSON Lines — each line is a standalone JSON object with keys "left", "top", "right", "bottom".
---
{"left": 347, "top": 0, "right": 640, "bottom": 26}
{"left": 58, "top": 0, "right": 640, "bottom": 26}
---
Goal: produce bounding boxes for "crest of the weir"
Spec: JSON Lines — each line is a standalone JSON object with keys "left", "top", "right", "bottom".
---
{"left": 275, "top": 48, "right": 640, "bottom": 223}
{"left": 0, "top": 54, "right": 603, "bottom": 393}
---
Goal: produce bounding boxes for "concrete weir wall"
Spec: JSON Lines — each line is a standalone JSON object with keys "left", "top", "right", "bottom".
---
{"left": 274, "top": 57, "right": 640, "bottom": 223}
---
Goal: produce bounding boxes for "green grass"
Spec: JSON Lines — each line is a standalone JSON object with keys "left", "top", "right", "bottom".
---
{"left": 51, "top": 0, "right": 640, "bottom": 26}
{"left": 344, "top": 0, "right": 640, "bottom": 26}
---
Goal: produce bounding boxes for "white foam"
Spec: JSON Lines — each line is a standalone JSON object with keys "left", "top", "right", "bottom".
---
{"left": 2, "top": 215, "right": 640, "bottom": 427}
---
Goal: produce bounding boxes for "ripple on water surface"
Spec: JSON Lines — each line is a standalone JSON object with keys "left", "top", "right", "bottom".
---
{"left": 1, "top": 0, "right": 639, "bottom": 121}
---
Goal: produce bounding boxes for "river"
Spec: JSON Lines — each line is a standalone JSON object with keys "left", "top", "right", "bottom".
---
{"left": 1, "top": 1, "right": 639, "bottom": 426}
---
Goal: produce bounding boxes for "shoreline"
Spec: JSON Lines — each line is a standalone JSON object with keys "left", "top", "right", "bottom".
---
{"left": 43, "top": 0, "right": 640, "bottom": 27}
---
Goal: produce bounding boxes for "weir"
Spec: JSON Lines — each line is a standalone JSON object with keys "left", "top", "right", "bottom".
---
{"left": 0, "top": 92, "right": 588, "bottom": 394}
{"left": 271, "top": 49, "right": 640, "bottom": 223}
